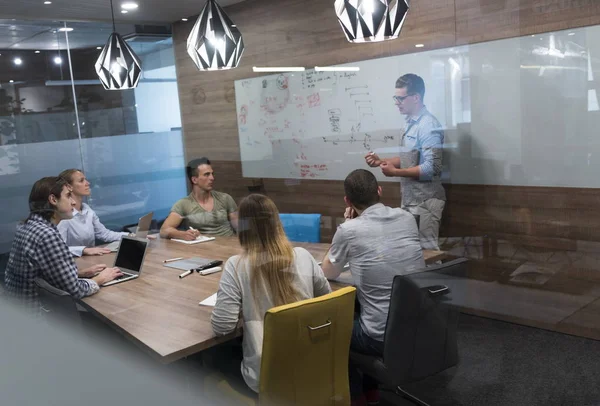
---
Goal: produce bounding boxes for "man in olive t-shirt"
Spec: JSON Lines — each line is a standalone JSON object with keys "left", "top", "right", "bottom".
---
{"left": 160, "top": 158, "right": 238, "bottom": 240}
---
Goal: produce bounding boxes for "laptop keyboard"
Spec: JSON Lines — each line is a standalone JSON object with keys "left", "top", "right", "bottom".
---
{"left": 115, "top": 271, "right": 134, "bottom": 280}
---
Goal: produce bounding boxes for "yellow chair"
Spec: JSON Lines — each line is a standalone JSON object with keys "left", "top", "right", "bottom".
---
{"left": 205, "top": 286, "right": 356, "bottom": 406}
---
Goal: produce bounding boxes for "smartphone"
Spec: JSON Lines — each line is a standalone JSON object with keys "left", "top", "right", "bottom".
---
{"left": 426, "top": 285, "right": 449, "bottom": 296}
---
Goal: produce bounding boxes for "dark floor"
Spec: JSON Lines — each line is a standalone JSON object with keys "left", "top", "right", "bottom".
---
{"left": 381, "top": 314, "right": 600, "bottom": 406}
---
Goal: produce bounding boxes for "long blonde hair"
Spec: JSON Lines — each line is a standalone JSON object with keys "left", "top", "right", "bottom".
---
{"left": 238, "top": 194, "right": 299, "bottom": 307}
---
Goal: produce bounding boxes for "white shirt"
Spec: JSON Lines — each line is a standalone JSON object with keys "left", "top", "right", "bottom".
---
{"left": 57, "top": 203, "right": 127, "bottom": 257}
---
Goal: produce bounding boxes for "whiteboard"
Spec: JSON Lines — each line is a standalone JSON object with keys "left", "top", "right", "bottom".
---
{"left": 235, "top": 23, "right": 600, "bottom": 187}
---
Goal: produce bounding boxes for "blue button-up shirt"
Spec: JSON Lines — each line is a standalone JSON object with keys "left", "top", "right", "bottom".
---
{"left": 399, "top": 106, "right": 446, "bottom": 206}
{"left": 57, "top": 203, "right": 126, "bottom": 256}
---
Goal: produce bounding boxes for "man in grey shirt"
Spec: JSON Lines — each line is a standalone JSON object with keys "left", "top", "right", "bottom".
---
{"left": 365, "top": 73, "right": 446, "bottom": 250}
{"left": 321, "top": 169, "right": 425, "bottom": 404}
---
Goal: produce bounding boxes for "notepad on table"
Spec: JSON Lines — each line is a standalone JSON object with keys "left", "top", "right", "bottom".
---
{"left": 199, "top": 293, "right": 217, "bottom": 307}
{"left": 171, "top": 236, "right": 215, "bottom": 245}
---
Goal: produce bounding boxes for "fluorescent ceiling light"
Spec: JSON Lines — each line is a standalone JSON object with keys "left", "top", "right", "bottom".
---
{"left": 182, "top": 18, "right": 188, "bottom": 21}
{"left": 568, "top": 32, "right": 575, "bottom": 36}
{"left": 44, "top": 1, "right": 52, "bottom": 4}
{"left": 35, "top": 50, "right": 40, "bottom": 53}
{"left": 121, "top": 2, "right": 138, "bottom": 9}
{"left": 96, "top": 46, "right": 102, "bottom": 50}
{"left": 9, "top": 80, "right": 14, "bottom": 83}
{"left": 315, "top": 66, "right": 359, "bottom": 72}
{"left": 415, "top": 44, "right": 424, "bottom": 48}
{"left": 121, "top": 10, "right": 128, "bottom": 13}
{"left": 58, "top": 27, "right": 73, "bottom": 32}
{"left": 253, "top": 67, "right": 305, "bottom": 72}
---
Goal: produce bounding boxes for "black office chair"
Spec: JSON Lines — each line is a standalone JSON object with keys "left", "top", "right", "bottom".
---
{"left": 34, "top": 277, "right": 84, "bottom": 333}
{"left": 350, "top": 257, "right": 468, "bottom": 406}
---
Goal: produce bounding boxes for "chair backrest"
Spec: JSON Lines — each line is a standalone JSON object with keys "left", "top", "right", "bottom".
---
{"left": 259, "top": 286, "right": 356, "bottom": 406}
{"left": 382, "top": 258, "right": 468, "bottom": 383}
{"left": 279, "top": 213, "right": 321, "bottom": 243}
{"left": 34, "top": 278, "right": 83, "bottom": 328}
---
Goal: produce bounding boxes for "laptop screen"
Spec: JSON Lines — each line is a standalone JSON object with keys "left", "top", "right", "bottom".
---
{"left": 114, "top": 237, "right": 147, "bottom": 274}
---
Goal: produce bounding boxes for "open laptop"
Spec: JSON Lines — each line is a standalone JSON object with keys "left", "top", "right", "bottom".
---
{"left": 103, "top": 236, "right": 148, "bottom": 287}
{"left": 105, "top": 211, "right": 153, "bottom": 252}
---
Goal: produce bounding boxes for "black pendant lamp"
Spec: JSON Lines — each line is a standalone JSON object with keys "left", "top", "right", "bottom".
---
{"left": 95, "top": 0, "right": 142, "bottom": 90}
{"left": 335, "top": 0, "right": 409, "bottom": 43}
{"left": 186, "top": 0, "right": 244, "bottom": 71}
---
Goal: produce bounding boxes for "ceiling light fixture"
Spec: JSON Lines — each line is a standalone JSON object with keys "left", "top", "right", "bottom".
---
{"left": 187, "top": 0, "right": 245, "bottom": 71}
{"left": 35, "top": 50, "right": 41, "bottom": 53}
{"left": 121, "top": 2, "right": 138, "bottom": 9}
{"left": 252, "top": 67, "right": 305, "bottom": 72}
{"left": 95, "top": 0, "right": 142, "bottom": 89}
{"left": 44, "top": 1, "right": 52, "bottom": 4}
{"left": 58, "top": 27, "right": 73, "bottom": 32}
{"left": 415, "top": 43, "right": 424, "bottom": 48}
{"left": 315, "top": 66, "right": 360, "bottom": 72}
{"left": 9, "top": 80, "right": 14, "bottom": 83}
{"left": 335, "top": 0, "right": 409, "bottom": 43}
{"left": 121, "top": 10, "right": 128, "bottom": 13}
{"left": 568, "top": 32, "right": 575, "bottom": 36}
{"left": 14, "top": 57, "right": 22, "bottom": 65}
{"left": 182, "top": 18, "right": 188, "bottom": 21}
{"left": 54, "top": 56, "right": 62, "bottom": 65}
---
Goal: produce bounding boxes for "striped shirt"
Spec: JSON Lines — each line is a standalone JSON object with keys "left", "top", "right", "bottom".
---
{"left": 4, "top": 215, "right": 99, "bottom": 314}
{"left": 399, "top": 106, "right": 446, "bottom": 206}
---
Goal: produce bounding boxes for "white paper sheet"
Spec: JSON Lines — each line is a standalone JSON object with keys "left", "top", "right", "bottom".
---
{"left": 199, "top": 293, "right": 218, "bottom": 307}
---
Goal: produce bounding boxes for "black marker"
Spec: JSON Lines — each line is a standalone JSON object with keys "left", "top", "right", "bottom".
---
{"left": 194, "top": 260, "right": 223, "bottom": 273}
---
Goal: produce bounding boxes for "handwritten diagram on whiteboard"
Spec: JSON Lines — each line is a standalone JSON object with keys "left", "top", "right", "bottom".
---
{"left": 233, "top": 52, "right": 443, "bottom": 181}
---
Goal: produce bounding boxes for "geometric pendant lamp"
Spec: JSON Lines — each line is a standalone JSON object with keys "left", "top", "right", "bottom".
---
{"left": 95, "top": 0, "right": 142, "bottom": 89}
{"left": 334, "top": 0, "right": 409, "bottom": 43}
{"left": 187, "top": 0, "right": 244, "bottom": 71}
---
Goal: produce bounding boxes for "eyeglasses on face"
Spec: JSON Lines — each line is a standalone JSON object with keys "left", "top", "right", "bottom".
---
{"left": 393, "top": 94, "right": 415, "bottom": 103}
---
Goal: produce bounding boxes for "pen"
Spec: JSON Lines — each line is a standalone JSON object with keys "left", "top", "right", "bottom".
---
{"left": 179, "top": 270, "right": 193, "bottom": 279}
{"left": 198, "top": 266, "right": 222, "bottom": 276}
{"left": 164, "top": 257, "right": 184, "bottom": 263}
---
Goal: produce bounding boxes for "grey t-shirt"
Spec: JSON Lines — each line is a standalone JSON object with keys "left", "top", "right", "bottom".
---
{"left": 211, "top": 247, "right": 331, "bottom": 393}
{"left": 328, "top": 203, "right": 425, "bottom": 341}
{"left": 170, "top": 191, "right": 237, "bottom": 236}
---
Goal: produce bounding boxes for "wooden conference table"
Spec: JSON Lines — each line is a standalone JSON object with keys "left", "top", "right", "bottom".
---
{"left": 76, "top": 236, "right": 446, "bottom": 364}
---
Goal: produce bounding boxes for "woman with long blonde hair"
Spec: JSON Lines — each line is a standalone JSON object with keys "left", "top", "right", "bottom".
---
{"left": 211, "top": 194, "right": 331, "bottom": 393}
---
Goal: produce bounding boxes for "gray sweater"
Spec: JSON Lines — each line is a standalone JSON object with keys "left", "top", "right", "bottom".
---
{"left": 211, "top": 247, "right": 331, "bottom": 392}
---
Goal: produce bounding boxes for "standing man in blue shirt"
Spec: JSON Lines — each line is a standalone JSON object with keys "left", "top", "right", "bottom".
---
{"left": 365, "top": 73, "right": 446, "bottom": 250}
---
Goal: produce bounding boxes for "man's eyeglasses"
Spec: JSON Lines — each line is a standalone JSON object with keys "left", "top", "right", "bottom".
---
{"left": 393, "top": 94, "right": 414, "bottom": 104}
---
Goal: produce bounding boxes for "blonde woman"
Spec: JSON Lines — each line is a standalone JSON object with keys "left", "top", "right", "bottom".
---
{"left": 57, "top": 169, "right": 130, "bottom": 257}
{"left": 211, "top": 194, "right": 331, "bottom": 393}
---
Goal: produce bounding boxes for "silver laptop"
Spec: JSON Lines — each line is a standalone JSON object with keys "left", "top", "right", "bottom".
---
{"left": 106, "top": 212, "right": 153, "bottom": 252}
{"left": 103, "top": 236, "right": 148, "bottom": 287}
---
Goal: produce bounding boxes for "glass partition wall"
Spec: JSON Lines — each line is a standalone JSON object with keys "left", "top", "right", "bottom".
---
{"left": 0, "top": 19, "right": 186, "bottom": 253}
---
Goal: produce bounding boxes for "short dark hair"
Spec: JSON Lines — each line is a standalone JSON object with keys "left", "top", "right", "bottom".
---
{"left": 344, "top": 169, "right": 379, "bottom": 210}
{"left": 186, "top": 157, "right": 211, "bottom": 183}
{"left": 28, "top": 177, "right": 68, "bottom": 222}
{"left": 395, "top": 73, "right": 425, "bottom": 101}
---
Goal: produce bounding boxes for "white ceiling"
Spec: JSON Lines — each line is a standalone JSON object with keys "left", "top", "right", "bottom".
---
{"left": 0, "top": 0, "right": 246, "bottom": 24}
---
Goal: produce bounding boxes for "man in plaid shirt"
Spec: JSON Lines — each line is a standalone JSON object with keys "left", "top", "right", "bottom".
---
{"left": 4, "top": 177, "right": 122, "bottom": 314}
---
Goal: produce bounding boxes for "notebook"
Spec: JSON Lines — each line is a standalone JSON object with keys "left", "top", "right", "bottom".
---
{"left": 171, "top": 235, "right": 216, "bottom": 245}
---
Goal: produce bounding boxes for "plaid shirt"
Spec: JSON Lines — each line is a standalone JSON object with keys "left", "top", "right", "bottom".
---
{"left": 4, "top": 214, "right": 99, "bottom": 313}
